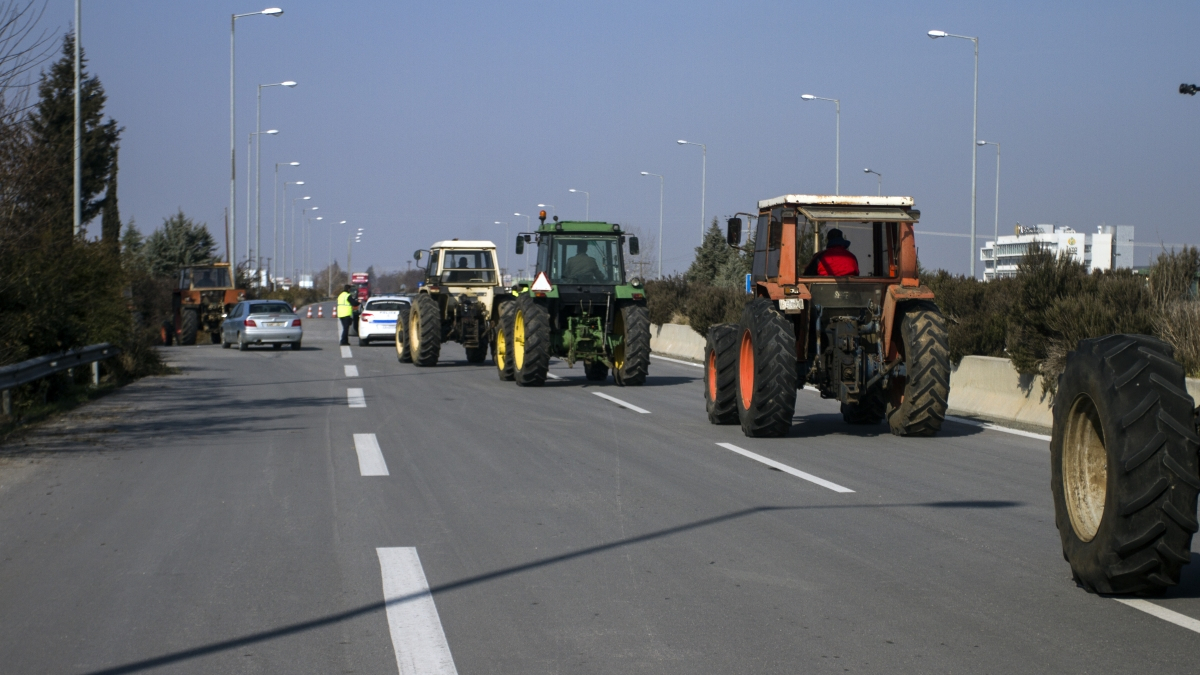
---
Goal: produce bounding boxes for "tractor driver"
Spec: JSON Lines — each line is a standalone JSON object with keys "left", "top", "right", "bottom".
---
{"left": 565, "top": 243, "right": 603, "bottom": 282}
{"left": 803, "top": 228, "right": 859, "bottom": 277}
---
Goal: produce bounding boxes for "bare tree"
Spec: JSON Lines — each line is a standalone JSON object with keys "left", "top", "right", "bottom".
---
{"left": 0, "top": 0, "right": 54, "bottom": 121}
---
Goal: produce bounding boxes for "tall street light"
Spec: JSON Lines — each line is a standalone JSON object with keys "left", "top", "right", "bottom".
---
{"left": 246, "top": 129, "right": 277, "bottom": 267}
{"left": 256, "top": 80, "right": 296, "bottom": 275}
{"left": 567, "top": 189, "right": 589, "bottom": 220}
{"left": 977, "top": 140, "right": 1001, "bottom": 246}
{"left": 864, "top": 168, "right": 882, "bottom": 196}
{"left": 329, "top": 220, "right": 346, "bottom": 296}
{"left": 310, "top": 215, "right": 323, "bottom": 285}
{"left": 291, "top": 195, "right": 310, "bottom": 283}
{"left": 282, "top": 181, "right": 304, "bottom": 282}
{"left": 640, "top": 171, "right": 664, "bottom": 278}
{"left": 929, "top": 28, "right": 980, "bottom": 277}
{"left": 302, "top": 206, "right": 318, "bottom": 282}
{"left": 348, "top": 227, "right": 364, "bottom": 278}
{"left": 537, "top": 204, "right": 555, "bottom": 218}
{"left": 801, "top": 95, "right": 840, "bottom": 195}
{"left": 73, "top": 0, "right": 80, "bottom": 237}
{"left": 274, "top": 163, "right": 299, "bottom": 288}
{"left": 494, "top": 221, "right": 509, "bottom": 275}
{"left": 676, "top": 140, "right": 707, "bottom": 243}
{"left": 230, "top": 7, "right": 283, "bottom": 267}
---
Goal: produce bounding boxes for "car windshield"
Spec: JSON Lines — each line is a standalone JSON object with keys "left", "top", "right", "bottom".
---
{"left": 247, "top": 303, "right": 293, "bottom": 315}
{"left": 440, "top": 250, "right": 496, "bottom": 284}
{"left": 365, "top": 301, "right": 405, "bottom": 311}
{"left": 549, "top": 236, "right": 623, "bottom": 284}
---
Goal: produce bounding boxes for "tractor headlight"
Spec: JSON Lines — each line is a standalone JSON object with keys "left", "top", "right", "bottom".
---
{"left": 630, "top": 277, "right": 643, "bottom": 288}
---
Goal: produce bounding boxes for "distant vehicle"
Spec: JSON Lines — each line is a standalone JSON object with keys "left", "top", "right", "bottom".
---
{"left": 357, "top": 295, "right": 409, "bottom": 346}
{"left": 220, "top": 300, "right": 303, "bottom": 351}
{"left": 350, "top": 272, "right": 371, "bottom": 304}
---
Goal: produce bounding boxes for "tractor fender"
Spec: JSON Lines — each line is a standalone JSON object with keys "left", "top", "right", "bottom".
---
{"left": 881, "top": 284, "right": 936, "bottom": 362}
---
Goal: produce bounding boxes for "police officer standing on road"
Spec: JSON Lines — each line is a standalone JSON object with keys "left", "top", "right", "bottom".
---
{"left": 337, "top": 284, "right": 359, "bottom": 346}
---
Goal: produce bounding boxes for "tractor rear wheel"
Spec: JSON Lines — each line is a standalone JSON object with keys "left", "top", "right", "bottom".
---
{"left": 1052, "top": 334, "right": 1200, "bottom": 594}
{"left": 395, "top": 305, "right": 412, "bottom": 363}
{"left": 465, "top": 345, "right": 488, "bottom": 363}
{"left": 612, "top": 303, "right": 650, "bottom": 386}
{"left": 736, "top": 299, "right": 797, "bottom": 437}
{"left": 842, "top": 395, "right": 886, "bottom": 425}
{"left": 179, "top": 309, "right": 199, "bottom": 346}
{"left": 585, "top": 361, "right": 609, "bottom": 381}
{"left": 409, "top": 294, "right": 442, "bottom": 367}
{"left": 887, "top": 301, "right": 950, "bottom": 437}
{"left": 494, "top": 300, "right": 515, "bottom": 380}
{"left": 704, "top": 323, "right": 740, "bottom": 424}
{"left": 513, "top": 295, "right": 550, "bottom": 387}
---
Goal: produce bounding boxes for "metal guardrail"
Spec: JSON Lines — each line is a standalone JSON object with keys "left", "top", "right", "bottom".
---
{"left": 0, "top": 343, "right": 122, "bottom": 416}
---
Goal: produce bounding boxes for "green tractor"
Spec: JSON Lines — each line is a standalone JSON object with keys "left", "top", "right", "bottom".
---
{"left": 495, "top": 215, "right": 651, "bottom": 386}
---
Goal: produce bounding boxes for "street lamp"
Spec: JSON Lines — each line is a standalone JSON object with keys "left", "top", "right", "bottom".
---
{"left": 863, "top": 168, "right": 882, "bottom": 196}
{"left": 677, "top": 139, "right": 707, "bottom": 243}
{"left": 801, "top": 95, "right": 840, "bottom": 195}
{"left": 256, "top": 81, "right": 296, "bottom": 276}
{"left": 929, "top": 28, "right": 981, "bottom": 277}
{"left": 640, "top": 171, "right": 664, "bottom": 278}
{"left": 291, "top": 195, "right": 310, "bottom": 282}
{"left": 273, "top": 163, "right": 299, "bottom": 288}
{"left": 73, "top": 0, "right": 81, "bottom": 236}
{"left": 304, "top": 207, "right": 319, "bottom": 281}
{"left": 283, "top": 181, "right": 304, "bottom": 282}
{"left": 246, "top": 129, "right": 278, "bottom": 268}
{"left": 977, "top": 140, "right": 1001, "bottom": 248}
{"left": 567, "top": 189, "right": 589, "bottom": 220}
{"left": 230, "top": 7, "right": 284, "bottom": 265}
{"left": 348, "top": 227, "right": 364, "bottom": 278}
{"left": 494, "top": 221, "right": 510, "bottom": 275}
{"left": 537, "top": 204, "right": 555, "bottom": 218}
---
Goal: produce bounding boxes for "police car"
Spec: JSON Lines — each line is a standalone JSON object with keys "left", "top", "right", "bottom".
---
{"left": 356, "top": 295, "right": 410, "bottom": 346}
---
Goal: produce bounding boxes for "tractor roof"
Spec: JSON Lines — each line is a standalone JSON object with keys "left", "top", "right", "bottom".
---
{"left": 758, "top": 195, "right": 914, "bottom": 209}
{"left": 430, "top": 240, "right": 496, "bottom": 249}
{"left": 535, "top": 220, "right": 624, "bottom": 234}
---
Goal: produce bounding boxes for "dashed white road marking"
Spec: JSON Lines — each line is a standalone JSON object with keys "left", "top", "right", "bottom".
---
{"left": 376, "top": 548, "right": 459, "bottom": 675}
{"left": 592, "top": 391, "right": 650, "bottom": 414}
{"left": 353, "top": 433, "right": 389, "bottom": 476}
{"left": 716, "top": 442, "right": 854, "bottom": 493}
{"left": 341, "top": 345, "right": 353, "bottom": 358}
{"left": 347, "top": 388, "right": 366, "bottom": 408}
{"left": 545, "top": 372, "right": 563, "bottom": 380}
{"left": 345, "top": 365, "right": 359, "bottom": 377}
{"left": 650, "top": 354, "right": 702, "bottom": 368}
{"left": 1115, "top": 599, "right": 1200, "bottom": 634}
{"left": 944, "top": 415, "right": 1051, "bottom": 442}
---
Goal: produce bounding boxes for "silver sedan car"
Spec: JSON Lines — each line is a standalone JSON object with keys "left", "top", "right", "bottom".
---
{"left": 220, "top": 300, "right": 303, "bottom": 351}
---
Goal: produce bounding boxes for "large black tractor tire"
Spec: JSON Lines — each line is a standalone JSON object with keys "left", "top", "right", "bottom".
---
{"left": 585, "top": 361, "right": 609, "bottom": 381}
{"left": 887, "top": 301, "right": 950, "bottom": 437}
{"left": 179, "top": 309, "right": 199, "bottom": 346}
{"left": 395, "top": 305, "right": 412, "bottom": 363}
{"left": 704, "top": 323, "right": 740, "bottom": 424}
{"left": 465, "top": 345, "right": 488, "bottom": 363}
{"left": 842, "top": 395, "right": 886, "bottom": 425}
{"left": 1051, "top": 334, "right": 1200, "bottom": 595}
{"left": 408, "top": 294, "right": 442, "bottom": 367}
{"left": 736, "top": 299, "right": 798, "bottom": 437}
{"left": 512, "top": 295, "right": 550, "bottom": 387}
{"left": 612, "top": 303, "right": 651, "bottom": 386}
{"left": 493, "top": 299, "right": 515, "bottom": 381}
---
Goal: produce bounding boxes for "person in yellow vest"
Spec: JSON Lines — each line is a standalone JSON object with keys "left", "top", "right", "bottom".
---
{"left": 337, "top": 284, "right": 359, "bottom": 345}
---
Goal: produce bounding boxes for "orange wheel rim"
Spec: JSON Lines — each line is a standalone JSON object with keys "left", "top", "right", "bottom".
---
{"left": 738, "top": 330, "right": 754, "bottom": 409}
{"left": 707, "top": 351, "right": 718, "bottom": 400}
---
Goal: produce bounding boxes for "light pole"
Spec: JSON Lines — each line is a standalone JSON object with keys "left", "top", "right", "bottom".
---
{"left": 73, "top": 0, "right": 80, "bottom": 237}
{"left": 800, "top": 95, "right": 840, "bottom": 195}
{"left": 677, "top": 139, "right": 707, "bottom": 243}
{"left": 246, "top": 129, "right": 277, "bottom": 267}
{"left": 864, "top": 168, "right": 882, "bottom": 196}
{"left": 230, "top": 8, "right": 283, "bottom": 268}
{"left": 929, "top": 28, "right": 980, "bottom": 277}
{"left": 640, "top": 171, "right": 664, "bottom": 278}
{"left": 329, "top": 220, "right": 346, "bottom": 296}
{"left": 567, "top": 190, "right": 589, "bottom": 220}
{"left": 256, "top": 81, "right": 296, "bottom": 275}
{"left": 537, "top": 204, "right": 555, "bottom": 218}
{"left": 977, "top": 140, "right": 1001, "bottom": 246}
{"left": 291, "top": 195, "right": 310, "bottom": 283}
{"left": 302, "top": 206, "right": 318, "bottom": 282}
{"left": 494, "top": 221, "right": 510, "bottom": 275}
{"left": 274, "top": 163, "right": 299, "bottom": 288}
{"left": 310, "top": 215, "right": 323, "bottom": 286}
{"left": 282, "top": 181, "right": 304, "bottom": 282}
{"left": 348, "top": 227, "right": 364, "bottom": 279}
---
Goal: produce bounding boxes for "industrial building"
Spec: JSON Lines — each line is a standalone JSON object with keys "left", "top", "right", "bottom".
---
{"left": 979, "top": 224, "right": 1135, "bottom": 281}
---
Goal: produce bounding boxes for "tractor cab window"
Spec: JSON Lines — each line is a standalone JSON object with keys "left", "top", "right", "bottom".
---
{"left": 184, "top": 267, "right": 230, "bottom": 289}
{"left": 751, "top": 214, "right": 772, "bottom": 281}
{"left": 426, "top": 250, "right": 440, "bottom": 278}
{"left": 549, "top": 236, "right": 623, "bottom": 285}
{"left": 440, "top": 249, "right": 496, "bottom": 284}
{"left": 798, "top": 221, "right": 900, "bottom": 278}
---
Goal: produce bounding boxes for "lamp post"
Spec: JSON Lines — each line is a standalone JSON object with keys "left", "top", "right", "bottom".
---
{"left": 494, "top": 221, "right": 510, "bottom": 276}
{"left": 863, "top": 168, "right": 882, "bottom": 196}
{"left": 567, "top": 190, "right": 589, "bottom": 220}
{"left": 537, "top": 204, "right": 555, "bottom": 218}
{"left": 73, "top": 0, "right": 80, "bottom": 237}
{"left": 640, "top": 171, "right": 664, "bottom": 278}
{"left": 230, "top": 8, "right": 283, "bottom": 267}
{"left": 929, "top": 28, "right": 980, "bottom": 277}
{"left": 256, "top": 81, "right": 296, "bottom": 275}
{"left": 977, "top": 140, "right": 1001, "bottom": 246}
{"left": 329, "top": 220, "right": 346, "bottom": 296}
{"left": 282, "top": 181, "right": 304, "bottom": 283}
{"left": 676, "top": 140, "right": 707, "bottom": 243}
{"left": 274, "top": 163, "right": 299, "bottom": 288}
{"left": 302, "top": 206, "right": 318, "bottom": 282}
{"left": 348, "top": 227, "right": 364, "bottom": 279}
{"left": 291, "top": 195, "right": 310, "bottom": 283}
{"left": 800, "top": 95, "right": 840, "bottom": 195}
{"left": 246, "top": 129, "right": 277, "bottom": 268}
{"left": 310, "top": 215, "right": 323, "bottom": 286}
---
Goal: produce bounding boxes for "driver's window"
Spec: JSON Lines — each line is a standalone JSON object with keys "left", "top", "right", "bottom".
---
{"left": 427, "top": 250, "right": 439, "bottom": 277}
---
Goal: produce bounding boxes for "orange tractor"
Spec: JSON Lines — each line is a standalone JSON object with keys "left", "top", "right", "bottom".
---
{"left": 166, "top": 263, "right": 244, "bottom": 345}
{"left": 704, "top": 195, "right": 950, "bottom": 437}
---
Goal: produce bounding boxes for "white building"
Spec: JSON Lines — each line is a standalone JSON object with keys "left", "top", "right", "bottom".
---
{"left": 980, "top": 224, "right": 1134, "bottom": 281}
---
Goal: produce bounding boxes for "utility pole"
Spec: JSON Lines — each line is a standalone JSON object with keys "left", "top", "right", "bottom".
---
{"left": 73, "top": 0, "right": 81, "bottom": 237}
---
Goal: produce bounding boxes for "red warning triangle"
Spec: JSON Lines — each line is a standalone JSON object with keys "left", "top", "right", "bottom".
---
{"left": 530, "top": 271, "right": 553, "bottom": 292}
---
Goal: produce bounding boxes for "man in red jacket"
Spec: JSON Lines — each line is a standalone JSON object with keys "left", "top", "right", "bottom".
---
{"left": 803, "top": 228, "right": 859, "bottom": 276}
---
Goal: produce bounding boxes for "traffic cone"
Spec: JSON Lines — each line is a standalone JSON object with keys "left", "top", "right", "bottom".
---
{"left": 306, "top": 306, "right": 313, "bottom": 318}
{"left": 318, "top": 305, "right": 324, "bottom": 318}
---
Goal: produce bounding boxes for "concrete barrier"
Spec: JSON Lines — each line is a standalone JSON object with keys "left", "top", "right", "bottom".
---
{"left": 650, "top": 323, "right": 706, "bottom": 362}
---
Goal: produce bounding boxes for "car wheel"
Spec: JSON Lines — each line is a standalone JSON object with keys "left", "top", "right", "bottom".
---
{"left": 238, "top": 333, "right": 249, "bottom": 351}
{"left": 290, "top": 341, "right": 302, "bottom": 351}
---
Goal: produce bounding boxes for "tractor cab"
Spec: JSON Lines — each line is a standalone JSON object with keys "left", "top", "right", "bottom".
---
{"left": 515, "top": 218, "right": 640, "bottom": 302}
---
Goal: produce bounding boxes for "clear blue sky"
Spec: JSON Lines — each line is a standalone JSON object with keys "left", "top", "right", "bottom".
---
{"left": 44, "top": 0, "right": 1200, "bottom": 276}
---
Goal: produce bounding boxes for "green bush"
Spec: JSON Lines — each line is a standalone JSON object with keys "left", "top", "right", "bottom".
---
{"left": 645, "top": 275, "right": 688, "bottom": 325}
{"left": 683, "top": 283, "right": 749, "bottom": 338}
{"left": 921, "top": 270, "right": 1016, "bottom": 365}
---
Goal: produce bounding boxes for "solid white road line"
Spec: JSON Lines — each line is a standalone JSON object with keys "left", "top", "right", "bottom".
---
{"left": 650, "top": 354, "right": 703, "bottom": 368}
{"left": 341, "top": 345, "right": 353, "bottom": 358}
{"left": 1115, "top": 599, "right": 1200, "bottom": 634}
{"left": 376, "top": 548, "right": 459, "bottom": 675}
{"left": 354, "top": 433, "right": 389, "bottom": 476}
{"left": 545, "top": 372, "right": 563, "bottom": 380}
{"left": 716, "top": 442, "right": 854, "bottom": 493}
{"left": 347, "top": 388, "right": 366, "bottom": 408}
{"left": 944, "top": 415, "right": 1052, "bottom": 443}
{"left": 345, "top": 365, "right": 359, "bottom": 377}
{"left": 592, "top": 391, "right": 650, "bottom": 414}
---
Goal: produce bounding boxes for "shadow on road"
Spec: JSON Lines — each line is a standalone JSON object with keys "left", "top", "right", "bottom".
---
{"left": 788, "top": 413, "right": 983, "bottom": 439}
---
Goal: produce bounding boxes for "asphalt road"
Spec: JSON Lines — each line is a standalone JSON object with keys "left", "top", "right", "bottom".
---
{"left": 2, "top": 301, "right": 1199, "bottom": 674}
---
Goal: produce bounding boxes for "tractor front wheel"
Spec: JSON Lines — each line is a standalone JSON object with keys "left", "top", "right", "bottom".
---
{"left": 612, "top": 303, "right": 650, "bottom": 386}
{"left": 179, "top": 309, "right": 199, "bottom": 346}
{"left": 886, "top": 301, "right": 950, "bottom": 437}
{"left": 704, "top": 323, "right": 740, "bottom": 424}
{"left": 736, "top": 299, "right": 797, "bottom": 438}
{"left": 409, "top": 294, "right": 442, "bottom": 367}
{"left": 494, "top": 300, "right": 515, "bottom": 381}
{"left": 395, "top": 305, "right": 412, "bottom": 363}
{"left": 513, "top": 295, "right": 550, "bottom": 386}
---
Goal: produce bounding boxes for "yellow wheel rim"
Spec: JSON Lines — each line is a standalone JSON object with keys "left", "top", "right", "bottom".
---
{"left": 611, "top": 308, "right": 625, "bottom": 371}
{"left": 513, "top": 310, "right": 526, "bottom": 370}
{"left": 409, "top": 306, "right": 421, "bottom": 353}
{"left": 495, "top": 325, "right": 507, "bottom": 371}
